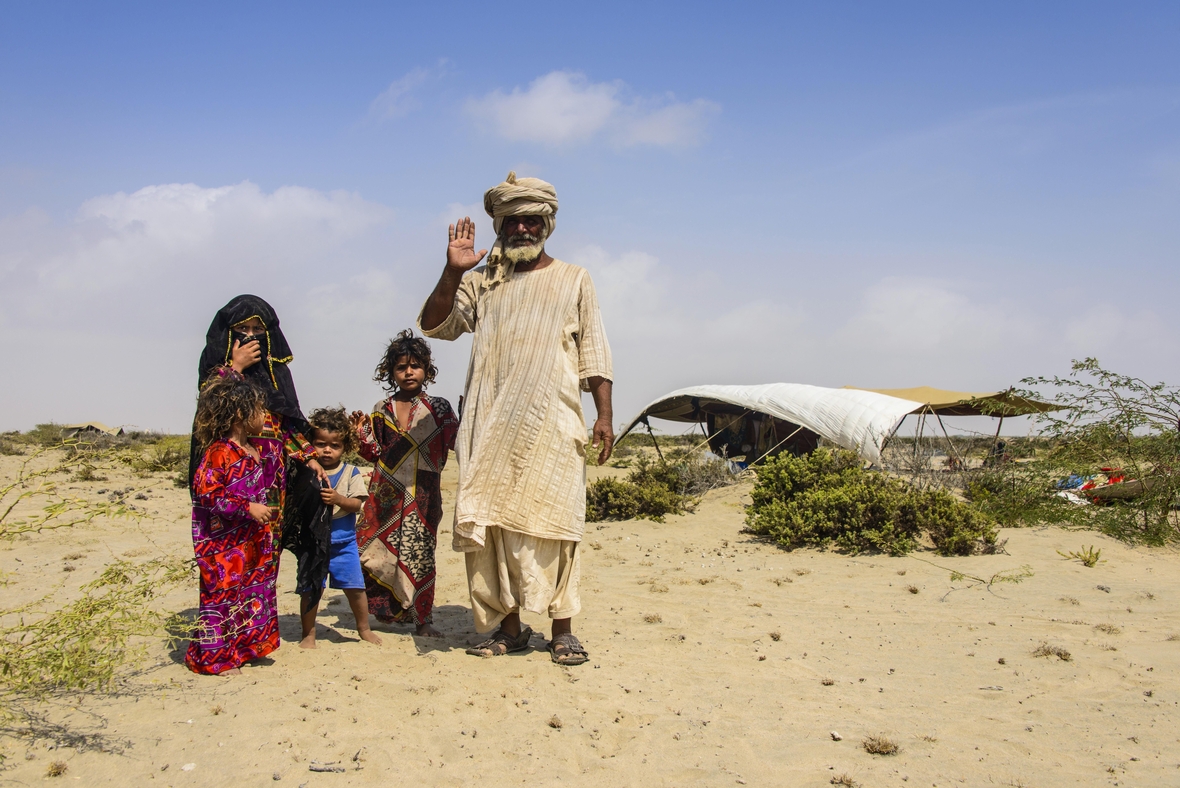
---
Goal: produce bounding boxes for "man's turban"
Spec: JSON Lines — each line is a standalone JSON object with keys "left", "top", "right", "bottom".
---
{"left": 483, "top": 171, "right": 558, "bottom": 266}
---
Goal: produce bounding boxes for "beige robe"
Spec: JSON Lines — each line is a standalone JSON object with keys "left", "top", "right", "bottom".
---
{"left": 419, "top": 259, "right": 612, "bottom": 551}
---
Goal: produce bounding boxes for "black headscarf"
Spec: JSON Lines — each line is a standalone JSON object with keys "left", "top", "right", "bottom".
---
{"left": 196, "top": 294, "right": 307, "bottom": 428}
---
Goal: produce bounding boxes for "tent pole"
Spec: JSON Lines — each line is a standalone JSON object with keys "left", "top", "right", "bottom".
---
{"left": 991, "top": 415, "right": 1005, "bottom": 454}
{"left": 933, "top": 411, "right": 965, "bottom": 469}
{"left": 644, "top": 419, "right": 665, "bottom": 462}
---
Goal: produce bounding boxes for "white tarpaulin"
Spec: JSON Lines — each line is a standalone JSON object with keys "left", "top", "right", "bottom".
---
{"left": 617, "top": 383, "right": 924, "bottom": 464}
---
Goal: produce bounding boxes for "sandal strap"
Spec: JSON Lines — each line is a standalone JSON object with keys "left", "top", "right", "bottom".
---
{"left": 549, "top": 632, "right": 588, "bottom": 655}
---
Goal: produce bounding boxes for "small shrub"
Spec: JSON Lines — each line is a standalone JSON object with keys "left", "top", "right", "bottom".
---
{"left": 127, "top": 435, "right": 190, "bottom": 475}
{"left": 586, "top": 455, "right": 735, "bottom": 523}
{"left": 46, "top": 761, "right": 68, "bottom": 777}
{"left": 862, "top": 735, "right": 899, "bottom": 755}
{"left": 769, "top": 631, "right": 781, "bottom": 641}
{"left": 1058, "top": 545, "right": 1103, "bottom": 567}
{"left": 643, "top": 613, "right": 662, "bottom": 624}
{"left": 1031, "top": 642, "right": 1072, "bottom": 661}
{"left": 831, "top": 775, "right": 860, "bottom": 787}
{"left": 1093, "top": 623, "right": 1121, "bottom": 635}
{"left": 745, "top": 449, "right": 997, "bottom": 556}
{"left": 547, "top": 715, "right": 562, "bottom": 729}
{"left": 906, "top": 585, "right": 919, "bottom": 594}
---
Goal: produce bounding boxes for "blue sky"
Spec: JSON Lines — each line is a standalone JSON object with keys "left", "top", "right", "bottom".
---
{"left": 2, "top": 2, "right": 1178, "bottom": 432}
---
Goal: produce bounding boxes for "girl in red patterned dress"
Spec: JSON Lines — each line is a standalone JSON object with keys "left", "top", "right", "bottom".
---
{"left": 186, "top": 372, "right": 286, "bottom": 675}
{"left": 351, "top": 329, "right": 459, "bottom": 638}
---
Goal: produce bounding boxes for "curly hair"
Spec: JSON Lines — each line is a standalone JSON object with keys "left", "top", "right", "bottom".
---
{"left": 373, "top": 328, "right": 438, "bottom": 391}
{"left": 308, "top": 406, "right": 356, "bottom": 453}
{"left": 194, "top": 371, "right": 267, "bottom": 451}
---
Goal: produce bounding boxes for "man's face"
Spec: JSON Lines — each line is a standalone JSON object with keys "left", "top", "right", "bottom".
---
{"left": 501, "top": 215, "right": 546, "bottom": 248}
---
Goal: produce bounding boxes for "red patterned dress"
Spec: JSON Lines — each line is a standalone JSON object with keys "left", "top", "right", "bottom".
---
{"left": 355, "top": 394, "right": 458, "bottom": 625}
{"left": 185, "top": 437, "right": 286, "bottom": 675}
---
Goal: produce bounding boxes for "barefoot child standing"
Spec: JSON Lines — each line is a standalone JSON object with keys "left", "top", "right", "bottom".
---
{"left": 186, "top": 372, "right": 284, "bottom": 675}
{"left": 298, "top": 407, "right": 382, "bottom": 648}
{"left": 352, "top": 330, "right": 458, "bottom": 638}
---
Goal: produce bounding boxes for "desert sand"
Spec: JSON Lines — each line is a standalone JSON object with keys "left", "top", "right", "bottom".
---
{"left": 2, "top": 452, "right": 1178, "bottom": 787}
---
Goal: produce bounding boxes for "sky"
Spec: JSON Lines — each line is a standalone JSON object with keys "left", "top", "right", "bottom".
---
{"left": 1, "top": 2, "right": 1178, "bottom": 435}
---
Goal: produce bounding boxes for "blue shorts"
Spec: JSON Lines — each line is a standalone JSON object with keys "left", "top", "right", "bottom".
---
{"left": 324, "top": 536, "right": 365, "bottom": 590}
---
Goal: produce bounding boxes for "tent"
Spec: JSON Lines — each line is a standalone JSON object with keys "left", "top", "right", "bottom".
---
{"left": 843, "top": 386, "right": 1056, "bottom": 417}
{"left": 617, "top": 384, "right": 923, "bottom": 465}
{"left": 62, "top": 422, "right": 124, "bottom": 438}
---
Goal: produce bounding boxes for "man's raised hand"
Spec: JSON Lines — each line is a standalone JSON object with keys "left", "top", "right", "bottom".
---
{"left": 446, "top": 216, "right": 488, "bottom": 272}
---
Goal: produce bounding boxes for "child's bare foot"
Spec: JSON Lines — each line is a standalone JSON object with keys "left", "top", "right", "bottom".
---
{"left": 415, "top": 623, "right": 445, "bottom": 639}
{"left": 299, "top": 633, "right": 317, "bottom": 649}
{"left": 222, "top": 667, "right": 242, "bottom": 676}
{"left": 358, "top": 629, "right": 383, "bottom": 645}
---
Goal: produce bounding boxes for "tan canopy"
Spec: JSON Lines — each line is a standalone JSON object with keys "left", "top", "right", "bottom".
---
{"left": 62, "top": 422, "right": 124, "bottom": 437}
{"left": 843, "top": 386, "right": 1057, "bottom": 417}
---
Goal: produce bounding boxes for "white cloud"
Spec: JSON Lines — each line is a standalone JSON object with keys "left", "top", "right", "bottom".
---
{"left": 0, "top": 182, "right": 418, "bottom": 431}
{"left": 466, "top": 71, "right": 719, "bottom": 148}
{"left": 567, "top": 245, "right": 1180, "bottom": 431}
{"left": 368, "top": 62, "right": 446, "bottom": 120}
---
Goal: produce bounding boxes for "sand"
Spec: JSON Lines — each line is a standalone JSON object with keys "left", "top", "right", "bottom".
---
{"left": 2, "top": 452, "right": 1178, "bottom": 787}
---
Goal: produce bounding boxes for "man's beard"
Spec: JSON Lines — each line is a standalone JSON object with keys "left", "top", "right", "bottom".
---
{"left": 501, "top": 228, "right": 548, "bottom": 264}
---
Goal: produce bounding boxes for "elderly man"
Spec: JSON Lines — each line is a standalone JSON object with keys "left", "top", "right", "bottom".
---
{"left": 418, "top": 172, "right": 613, "bottom": 666}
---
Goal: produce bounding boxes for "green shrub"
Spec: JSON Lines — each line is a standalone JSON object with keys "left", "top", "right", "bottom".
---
{"left": 126, "top": 434, "right": 190, "bottom": 474}
{"left": 586, "top": 476, "right": 685, "bottom": 522}
{"left": 586, "top": 455, "right": 735, "bottom": 523}
{"left": 968, "top": 359, "right": 1180, "bottom": 545}
{"left": 746, "top": 448, "right": 997, "bottom": 556}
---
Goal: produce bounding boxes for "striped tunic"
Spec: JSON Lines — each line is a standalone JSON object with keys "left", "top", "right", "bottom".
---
{"left": 419, "top": 259, "right": 612, "bottom": 549}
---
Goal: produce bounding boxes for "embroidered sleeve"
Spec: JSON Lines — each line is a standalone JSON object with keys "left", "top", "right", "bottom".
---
{"left": 192, "top": 444, "right": 253, "bottom": 523}
{"left": 355, "top": 409, "right": 383, "bottom": 463}
{"left": 283, "top": 428, "right": 316, "bottom": 463}
{"left": 273, "top": 414, "right": 316, "bottom": 462}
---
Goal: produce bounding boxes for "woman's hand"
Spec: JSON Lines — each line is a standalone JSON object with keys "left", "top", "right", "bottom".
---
{"left": 305, "top": 457, "right": 330, "bottom": 484}
{"left": 248, "top": 503, "right": 278, "bottom": 524}
{"left": 231, "top": 338, "right": 263, "bottom": 372}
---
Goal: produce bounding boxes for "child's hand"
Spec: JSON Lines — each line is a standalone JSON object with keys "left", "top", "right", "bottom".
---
{"left": 319, "top": 487, "right": 342, "bottom": 507}
{"left": 349, "top": 411, "right": 371, "bottom": 437}
{"left": 231, "top": 338, "right": 263, "bottom": 372}
{"left": 305, "top": 457, "right": 330, "bottom": 484}
{"left": 248, "top": 503, "right": 278, "bottom": 524}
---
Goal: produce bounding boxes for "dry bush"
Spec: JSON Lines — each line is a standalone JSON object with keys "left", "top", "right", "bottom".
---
{"left": 769, "top": 631, "right": 781, "bottom": 641}
{"left": 906, "top": 585, "right": 919, "bottom": 594}
{"left": 1, "top": 444, "right": 195, "bottom": 724}
{"left": 820, "top": 677, "right": 835, "bottom": 686}
{"left": 1031, "top": 642, "right": 1072, "bottom": 661}
{"left": 862, "top": 734, "right": 899, "bottom": 755}
{"left": 643, "top": 613, "right": 663, "bottom": 624}
{"left": 1093, "top": 623, "right": 1122, "bottom": 635}
{"left": 830, "top": 775, "right": 860, "bottom": 787}
{"left": 45, "top": 761, "right": 68, "bottom": 777}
